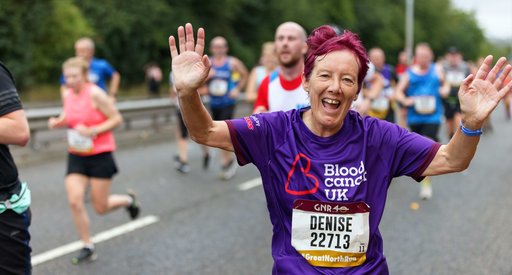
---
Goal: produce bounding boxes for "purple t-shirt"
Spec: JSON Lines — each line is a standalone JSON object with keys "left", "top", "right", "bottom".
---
{"left": 226, "top": 108, "right": 440, "bottom": 274}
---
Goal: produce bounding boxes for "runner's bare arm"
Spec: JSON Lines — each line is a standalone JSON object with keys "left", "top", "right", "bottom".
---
{"left": 437, "top": 64, "right": 450, "bottom": 98}
{"left": 108, "top": 71, "right": 121, "bottom": 98}
{"left": 423, "top": 56, "right": 512, "bottom": 176}
{"left": 0, "top": 109, "right": 29, "bottom": 146}
{"left": 48, "top": 111, "right": 67, "bottom": 129}
{"left": 232, "top": 58, "right": 249, "bottom": 91}
{"left": 169, "top": 23, "right": 233, "bottom": 152}
{"left": 245, "top": 68, "right": 259, "bottom": 102}
{"left": 84, "top": 86, "right": 123, "bottom": 136}
{"left": 394, "top": 73, "right": 413, "bottom": 107}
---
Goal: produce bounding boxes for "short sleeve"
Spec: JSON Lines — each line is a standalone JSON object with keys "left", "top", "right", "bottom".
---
{"left": 101, "top": 60, "right": 116, "bottom": 78}
{"left": 366, "top": 118, "right": 441, "bottom": 182}
{"left": 390, "top": 125, "right": 441, "bottom": 181}
{"left": 0, "top": 63, "right": 22, "bottom": 116}
{"left": 226, "top": 113, "right": 271, "bottom": 167}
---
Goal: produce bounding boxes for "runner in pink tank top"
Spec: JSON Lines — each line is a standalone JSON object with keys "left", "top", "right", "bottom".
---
{"left": 48, "top": 57, "right": 141, "bottom": 264}
{"left": 63, "top": 82, "right": 116, "bottom": 155}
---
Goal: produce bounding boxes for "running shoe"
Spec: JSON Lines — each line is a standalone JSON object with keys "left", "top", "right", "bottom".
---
{"left": 177, "top": 162, "right": 190, "bottom": 174}
{"left": 71, "top": 247, "right": 97, "bottom": 264}
{"left": 126, "top": 190, "right": 140, "bottom": 220}
{"left": 419, "top": 178, "right": 432, "bottom": 200}
{"left": 220, "top": 158, "right": 237, "bottom": 180}
{"left": 174, "top": 155, "right": 191, "bottom": 174}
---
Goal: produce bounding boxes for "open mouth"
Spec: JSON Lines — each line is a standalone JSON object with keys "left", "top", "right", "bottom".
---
{"left": 321, "top": 98, "right": 341, "bottom": 110}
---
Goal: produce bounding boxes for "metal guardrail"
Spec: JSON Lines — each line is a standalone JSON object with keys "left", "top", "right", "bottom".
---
{"left": 25, "top": 98, "right": 177, "bottom": 149}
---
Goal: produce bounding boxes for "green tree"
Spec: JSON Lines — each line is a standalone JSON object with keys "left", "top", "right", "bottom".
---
{"left": 0, "top": 0, "right": 92, "bottom": 87}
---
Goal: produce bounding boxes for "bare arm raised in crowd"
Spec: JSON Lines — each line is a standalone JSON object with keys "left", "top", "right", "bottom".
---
{"left": 423, "top": 56, "right": 512, "bottom": 175}
{"left": 169, "top": 23, "right": 233, "bottom": 151}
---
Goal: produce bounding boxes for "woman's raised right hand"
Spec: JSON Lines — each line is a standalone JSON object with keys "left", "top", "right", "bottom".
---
{"left": 169, "top": 23, "right": 211, "bottom": 93}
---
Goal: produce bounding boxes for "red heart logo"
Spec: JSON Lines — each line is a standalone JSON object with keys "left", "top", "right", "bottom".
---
{"left": 285, "top": 153, "right": 319, "bottom": 195}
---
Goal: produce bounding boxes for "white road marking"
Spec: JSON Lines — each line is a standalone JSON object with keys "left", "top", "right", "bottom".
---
{"left": 31, "top": 215, "right": 159, "bottom": 266}
{"left": 237, "top": 177, "right": 262, "bottom": 191}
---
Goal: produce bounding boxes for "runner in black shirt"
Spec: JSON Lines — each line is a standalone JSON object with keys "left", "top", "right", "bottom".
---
{"left": 0, "top": 61, "right": 32, "bottom": 275}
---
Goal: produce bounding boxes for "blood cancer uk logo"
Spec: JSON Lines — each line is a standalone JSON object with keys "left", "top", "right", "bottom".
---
{"left": 285, "top": 153, "right": 368, "bottom": 201}
{"left": 285, "top": 153, "right": 320, "bottom": 195}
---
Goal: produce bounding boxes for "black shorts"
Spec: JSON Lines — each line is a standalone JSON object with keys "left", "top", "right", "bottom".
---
{"left": 67, "top": 152, "right": 119, "bottom": 179}
{"left": 409, "top": 123, "right": 440, "bottom": 142}
{"left": 211, "top": 104, "right": 236, "bottom": 121}
{"left": 0, "top": 209, "right": 31, "bottom": 275}
{"left": 442, "top": 99, "right": 461, "bottom": 119}
{"left": 176, "top": 110, "right": 188, "bottom": 139}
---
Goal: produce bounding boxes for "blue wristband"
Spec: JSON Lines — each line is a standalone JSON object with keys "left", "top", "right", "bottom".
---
{"left": 460, "top": 121, "right": 483, "bottom": 136}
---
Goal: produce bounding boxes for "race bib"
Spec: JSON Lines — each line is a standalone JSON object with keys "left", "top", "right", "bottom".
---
{"left": 371, "top": 97, "right": 390, "bottom": 112}
{"left": 446, "top": 71, "right": 466, "bottom": 87}
{"left": 291, "top": 199, "right": 370, "bottom": 268}
{"left": 414, "top": 96, "right": 436, "bottom": 114}
{"left": 67, "top": 129, "right": 93, "bottom": 153}
{"left": 209, "top": 79, "right": 229, "bottom": 96}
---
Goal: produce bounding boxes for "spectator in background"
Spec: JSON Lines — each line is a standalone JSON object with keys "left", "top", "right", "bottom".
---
{"left": 145, "top": 62, "right": 163, "bottom": 97}
{"left": 61, "top": 37, "right": 121, "bottom": 99}
{"left": 0, "top": 61, "right": 32, "bottom": 275}
{"left": 245, "top": 42, "right": 278, "bottom": 103}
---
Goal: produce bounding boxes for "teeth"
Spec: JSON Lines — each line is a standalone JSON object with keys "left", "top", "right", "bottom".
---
{"left": 322, "top": 99, "right": 340, "bottom": 105}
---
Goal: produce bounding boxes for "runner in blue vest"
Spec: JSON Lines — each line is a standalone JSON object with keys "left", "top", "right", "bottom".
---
{"left": 395, "top": 43, "right": 444, "bottom": 200}
{"left": 207, "top": 36, "right": 248, "bottom": 180}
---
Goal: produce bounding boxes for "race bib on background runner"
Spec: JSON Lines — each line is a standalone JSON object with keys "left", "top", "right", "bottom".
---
{"left": 413, "top": 96, "right": 436, "bottom": 114}
{"left": 67, "top": 129, "right": 93, "bottom": 153}
{"left": 291, "top": 199, "right": 370, "bottom": 268}
{"left": 371, "top": 97, "right": 390, "bottom": 112}
{"left": 209, "top": 79, "right": 229, "bottom": 96}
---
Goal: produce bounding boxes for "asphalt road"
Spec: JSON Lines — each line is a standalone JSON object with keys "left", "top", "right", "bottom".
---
{"left": 19, "top": 106, "right": 512, "bottom": 275}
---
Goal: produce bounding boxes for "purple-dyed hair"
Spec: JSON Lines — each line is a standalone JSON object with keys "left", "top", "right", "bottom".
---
{"left": 304, "top": 25, "right": 369, "bottom": 91}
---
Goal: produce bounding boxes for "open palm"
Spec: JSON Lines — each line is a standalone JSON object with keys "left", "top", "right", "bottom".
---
{"left": 169, "top": 23, "right": 211, "bottom": 92}
{"left": 459, "top": 55, "right": 512, "bottom": 129}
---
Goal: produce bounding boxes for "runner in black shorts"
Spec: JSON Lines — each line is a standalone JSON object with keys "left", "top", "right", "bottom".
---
{"left": 49, "top": 57, "right": 140, "bottom": 265}
{"left": 441, "top": 47, "right": 470, "bottom": 138}
{"left": 409, "top": 124, "right": 440, "bottom": 142}
{"left": 67, "top": 152, "right": 119, "bottom": 178}
{"left": 170, "top": 72, "right": 211, "bottom": 173}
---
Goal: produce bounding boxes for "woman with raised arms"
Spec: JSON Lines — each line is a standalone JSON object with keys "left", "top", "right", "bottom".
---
{"left": 169, "top": 23, "right": 511, "bottom": 274}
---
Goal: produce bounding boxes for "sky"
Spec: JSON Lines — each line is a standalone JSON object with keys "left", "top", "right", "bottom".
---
{"left": 451, "top": 0, "right": 512, "bottom": 41}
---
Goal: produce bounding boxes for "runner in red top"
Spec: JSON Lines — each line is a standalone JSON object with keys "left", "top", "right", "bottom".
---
{"left": 253, "top": 22, "right": 309, "bottom": 113}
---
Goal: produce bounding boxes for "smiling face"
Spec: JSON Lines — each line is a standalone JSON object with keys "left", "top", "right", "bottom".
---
{"left": 302, "top": 50, "right": 360, "bottom": 136}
